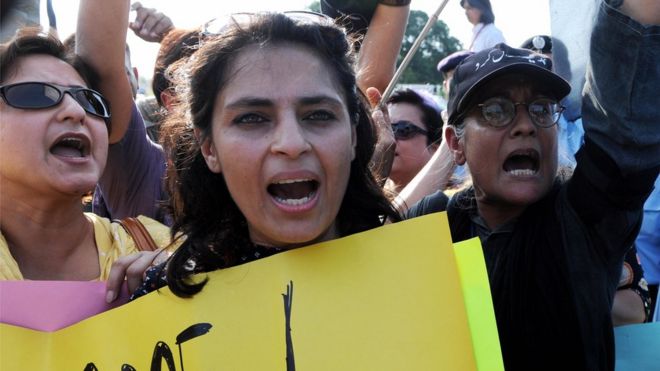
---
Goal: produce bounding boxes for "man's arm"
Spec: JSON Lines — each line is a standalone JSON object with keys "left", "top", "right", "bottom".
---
{"left": 95, "top": 105, "right": 167, "bottom": 222}
{"left": 566, "top": 0, "right": 660, "bottom": 251}
{"left": 581, "top": 0, "right": 660, "bottom": 176}
{"left": 76, "top": 0, "right": 132, "bottom": 144}
{"left": 619, "top": 0, "right": 660, "bottom": 25}
{"left": 356, "top": 3, "right": 409, "bottom": 94}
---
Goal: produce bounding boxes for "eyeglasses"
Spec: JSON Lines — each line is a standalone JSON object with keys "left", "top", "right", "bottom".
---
{"left": 391, "top": 121, "right": 428, "bottom": 140}
{"left": 0, "top": 82, "right": 111, "bottom": 121}
{"left": 477, "top": 97, "right": 563, "bottom": 128}
{"left": 202, "top": 11, "right": 334, "bottom": 36}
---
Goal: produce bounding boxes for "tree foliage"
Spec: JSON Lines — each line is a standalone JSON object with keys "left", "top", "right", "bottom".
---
{"left": 398, "top": 10, "right": 462, "bottom": 84}
{"left": 303, "top": 4, "right": 462, "bottom": 85}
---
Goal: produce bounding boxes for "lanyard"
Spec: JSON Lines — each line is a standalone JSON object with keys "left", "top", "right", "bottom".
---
{"left": 469, "top": 23, "right": 486, "bottom": 51}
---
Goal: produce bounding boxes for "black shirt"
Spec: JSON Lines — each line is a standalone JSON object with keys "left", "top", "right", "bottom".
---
{"left": 404, "top": 140, "right": 656, "bottom": 370}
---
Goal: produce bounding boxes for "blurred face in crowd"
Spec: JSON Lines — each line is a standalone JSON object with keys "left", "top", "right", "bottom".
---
{"left": 388, "top": 102, "right": 436, "bottom": 190}
{"left": 446, "top": 74, "right": 559, "bottom": 227}
{"left": 200, "top": 43, "right": 356, "bottom": 248}
{"left": 462, "top": 0, "right": 482, "bottom": 25}
{"left": 0, "top": 55, "right": 108, "bottom": 199}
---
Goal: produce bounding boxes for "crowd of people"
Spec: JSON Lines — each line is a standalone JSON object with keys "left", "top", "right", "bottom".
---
{"left": 0, "top": 0, "right": 658, "bottom": 369}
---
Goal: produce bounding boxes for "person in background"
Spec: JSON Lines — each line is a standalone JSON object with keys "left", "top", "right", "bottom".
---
{"left": 73, "top": 0, "right": 182, "bottom": 298}
{"left": 320, "top": 0, "right": 410, "bottom": 185}
{"left": 385, "top": 89, "right": 442, "bottom": 192}
{"left": 431, "top": 50, "right": 475, "bottom": 192}
{"left": 86, "top": 2, "right": 174, "bottom": 225}
{"left": 150, "top": 27, "right": 203, "bottom": 135}
{"left": 405, "top": 0, "right": 660, "bottom": 367}
{"left": 129, "top": 0, "right": 178, "bottom": 140}
{"left": 319, "top": 0, "right": 408, "bottom": 180}
{"left": 320, "top": 0, "right": 410, "bottom": 94}
{"left": 437, "top": 50, "right": 474, "bottom": 102}
{"left": 460, "top": 0, "right": 505, "bottom": 52}
{"left": 62, "top": 36, "right": 167, "bottom": 220}
{"left": 355, "top": 1, "right": 410, "bottom": 95}
{"left": 136, "top": 94, "right": 161, "bottom": 141}
{"left": 387, "top": 52, "right": 476, "bottom": 211}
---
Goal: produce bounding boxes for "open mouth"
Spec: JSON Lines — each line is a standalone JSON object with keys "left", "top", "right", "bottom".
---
{"left": 50, "top": 136, "right": 89, "bottom": 158}
{"left": 503, "top": 149, "right": 539, "bottom": 176}
{"left": 267, "top": 179, "right": 319, "bottom": 206}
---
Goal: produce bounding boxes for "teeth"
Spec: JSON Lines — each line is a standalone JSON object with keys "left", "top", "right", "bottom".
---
{"left": 274, "top": 178, "right": 312, "bottom": 185}
{"left": 507, "top": 169, "right": 537, "bottom": 176}
{"left": 274, "top": 195, "right": 312, "bottom": 206}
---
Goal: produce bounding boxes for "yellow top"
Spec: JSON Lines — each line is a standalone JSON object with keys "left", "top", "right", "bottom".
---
{"left": 0, "top": 213, "right": 175, "bottom": 280}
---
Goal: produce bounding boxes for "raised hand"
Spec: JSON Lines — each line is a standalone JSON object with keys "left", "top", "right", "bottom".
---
{"left": 129, "top": 2, "right": 174, "bottom": 43}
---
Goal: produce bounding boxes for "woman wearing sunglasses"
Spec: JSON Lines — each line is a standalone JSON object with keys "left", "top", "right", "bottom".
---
{"left": 385, "top": 88, "right": 442, "bottom": 193}
{"left": 128, "top": 12, "right": 401, "bottom": 299}
{"left": 405, "top": 0, "right": 660, "bottom": 369}
{"left": 0, "top": 30, "right": 172, "bottom": 283}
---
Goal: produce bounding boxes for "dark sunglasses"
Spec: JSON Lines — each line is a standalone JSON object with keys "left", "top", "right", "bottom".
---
{"left": 391, "top": 121, "right": 428, "bottom": 140}
{"left": 0, "top": 82, "right": 111, "bottom": 121}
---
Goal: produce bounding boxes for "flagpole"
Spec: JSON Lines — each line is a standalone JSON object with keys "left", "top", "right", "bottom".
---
{"left": 378, "top": 0, "right": 450, "bottom": 109}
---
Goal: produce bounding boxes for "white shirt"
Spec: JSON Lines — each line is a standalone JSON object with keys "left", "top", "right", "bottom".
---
{"left": 469, "top": 23, "right": 506, "bottom": 52}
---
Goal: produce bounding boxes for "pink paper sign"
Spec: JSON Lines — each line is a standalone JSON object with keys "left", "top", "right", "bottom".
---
{"left": 0, "top": 280, "right": 129, "bottom": 332}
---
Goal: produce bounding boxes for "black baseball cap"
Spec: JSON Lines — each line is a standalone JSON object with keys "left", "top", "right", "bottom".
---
{"left": 447, "top": 43, "right": 571, "bottom": 126}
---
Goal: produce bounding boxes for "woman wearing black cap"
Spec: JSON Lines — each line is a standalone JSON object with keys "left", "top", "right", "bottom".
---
{"left": 406, "top": 0, "right": 660, "bottom": 369}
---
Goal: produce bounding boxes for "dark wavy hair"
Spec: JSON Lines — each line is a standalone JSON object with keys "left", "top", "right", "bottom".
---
{"left": 1, "top": 28, "right": 99, "bottom": 88}
{"left": 161, "top": 13, "right": 401, "bottom": 297}
{"left": 0, "top": 28, "right": 105, "bottom": 126}
{"left": 460, "top": 0, "right": 495, "bottom": 24}
{"left": 151, "top": 28, "right": 202, "bottom": 107}
{"left": 387, "top": 88, "right": 443, "bottom": 145}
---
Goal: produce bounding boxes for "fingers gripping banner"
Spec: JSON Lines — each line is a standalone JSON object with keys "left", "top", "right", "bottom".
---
{"left": 0, "top": 213, "right": 503, "bottom": 370}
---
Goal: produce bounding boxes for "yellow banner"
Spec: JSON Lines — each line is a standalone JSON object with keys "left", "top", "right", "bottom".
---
{"left": 0, "top": 212, "right": 502, "bottom": 370}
